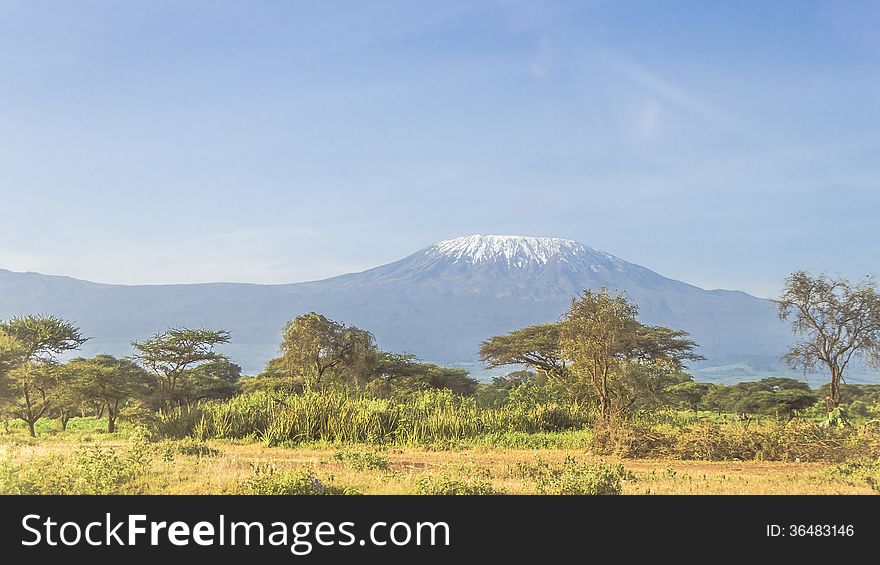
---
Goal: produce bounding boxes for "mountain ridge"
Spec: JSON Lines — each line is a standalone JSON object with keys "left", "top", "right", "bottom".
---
{"left": 0, "top": 235, "right": 794, "bottom": 380}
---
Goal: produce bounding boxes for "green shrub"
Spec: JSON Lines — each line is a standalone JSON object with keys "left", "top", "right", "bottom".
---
{"left": 510, "top": 456, "right": 629, "bottom": 495}
{"left": 176, "top": 439, "right": 220, "bottom": 458}
{"left": 239, "top": 464, "right": 359, "bottom": 495}
{"left": 333, "top": 449, "right": 390, "bottom": 471}
{"left": 1, "top": 442, "right": 151, "bottom": 495}
{"left": 414, "top": 474, "right": 501, "bottom": 495}
{"left": 157, "top": 439, "right": 220, "bottom": 462}
{"left": 827, "top": 460, "right": 880, "bottom": 492}
{"left": 590, "top": 419, "right": 880, "bottom": 462}
{"left": 0, "top": 449, "right": 17, "bottom": 494}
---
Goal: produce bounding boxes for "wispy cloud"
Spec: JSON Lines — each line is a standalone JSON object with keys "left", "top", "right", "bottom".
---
{"left": 528, "top": 38, "right": 554, "bottom": 79}
{"left": 597, "top": 51, "right": 752, "bottom": 136}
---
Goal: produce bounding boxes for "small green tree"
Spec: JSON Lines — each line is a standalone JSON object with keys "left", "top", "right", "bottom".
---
{"left": 276, "top": 313, "right": 376, "bottom": 390}
{"left": 52, "top": 370, "right": 83, "bottom": 431}
{"left": 777, "top": 271, "right": 880, "bottom": 411}
{"left": 1, "top": 362, "right": 60, "bottom": 436}
{"left": 479, "top": 323, "right": 585, "bottom": 400}
{"left": 666, "top": 381, "right": 716, "bottom": 411}
{"left": 368, "top": 353, "right": 477, "bottom": 398}
{"left": 0, "top": 329, "right": 26, "bottom": 382}
{"left": 65, "top": 355, "right": 152, "bottom": 433}
{"left": 176, "top": 359, "right": 242, "bottom": 407}
{"left": 132, "top": 328, "right": 231, "bottom": 409}
{"left": 560, "top": 289, "right": 702, "bottom": 422}
{"left": 0, "top": 316, "right": 88, "bottom": 436}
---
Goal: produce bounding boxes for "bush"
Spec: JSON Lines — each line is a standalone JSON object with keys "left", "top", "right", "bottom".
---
{"left": 175, "top": 439, "right": 221, "bottom": 458}
{"left": 239, "top": 464, "right": 359, "bottom": 495}
{"left": 158, "top": 439, "right": 221, "bottom": 462}
{"left": 589, "top": 419, "right": 880, "bottom": 462}
{"left": 414, "top": 475, "right": 501, "bottom": 495}
{"left": 0, "top": 449, "right": 17, "bottom": 494}
{"left": 1, "top": 441, "right": 151, "bottom": 495}
{"left": 510, "top": 457, "right": 629, "bottom": 495}
{"left": 333, "top": 449, "right": 390, "bottom": 471}
{"left": 827, "top": 460, "right": 880, "bottom": 492}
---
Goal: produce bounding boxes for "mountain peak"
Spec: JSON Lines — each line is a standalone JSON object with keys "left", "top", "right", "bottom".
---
{"left": 427, "top": 234, "right": 621, "bottom": 271}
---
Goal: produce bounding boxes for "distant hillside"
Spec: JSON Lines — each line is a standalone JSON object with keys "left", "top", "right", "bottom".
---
{"left": 0, "top": 234, "right": 799, "bottom": 381}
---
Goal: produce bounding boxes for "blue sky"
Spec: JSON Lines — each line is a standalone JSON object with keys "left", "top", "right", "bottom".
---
{"left": 1, "top": 0, "right": 877, "bottom": 298}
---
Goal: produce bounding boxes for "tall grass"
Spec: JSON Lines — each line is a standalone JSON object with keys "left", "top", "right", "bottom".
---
{"left": 155, "top": 389, "right": 589, "bottom": 446}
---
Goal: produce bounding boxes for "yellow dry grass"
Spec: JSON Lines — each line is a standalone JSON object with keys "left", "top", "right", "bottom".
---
{"left": 6, "top": 438, "right": 872, "bottom": 495}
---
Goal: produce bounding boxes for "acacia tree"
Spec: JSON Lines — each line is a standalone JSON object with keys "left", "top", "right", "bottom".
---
{"left": 0, "top": 316, "right": 88, "bottom": 436}
{"left": 777, "top": 271, "right": 880, "bottom": 411}
{"left": 65, "top": 355, "right": 152, "bottom": 433}
{"left": 479, "top": 323, "right": 585, "bottom": 400}
{"left": 176, "top": 359, "right": 242, "bottom": 407}
{"left": 132, "top": 328, "right": 231, "bottom": 409}
{"left": 0, "top": 329, "right": 25, "bottom": 381}
{"left": 560, "top": 289, "right": 702, "bottom": 422}
{"left": 277, "top": 313, "right": 376, "bottom": 390}
{"left": 1, "top": 362, "right": 61, "bottom": 436}
{"left": 367, "top": 352, "right": 478, "bottom": 397}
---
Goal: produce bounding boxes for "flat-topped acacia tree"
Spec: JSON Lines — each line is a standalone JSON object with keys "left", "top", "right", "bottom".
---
{"left": 65, "top": 355, "right": 152, "bottom": 432}
{"left": 479, "top": 323, "right": 586, "bottom": 400}
{"left": 480, "top": 291, "right": 702, "bottom": 421}
{"left": 132, "top": 328, "right": 231, "bottom": 410}
{"left": 0, "top": 315, "right": 88, "bottom": 436}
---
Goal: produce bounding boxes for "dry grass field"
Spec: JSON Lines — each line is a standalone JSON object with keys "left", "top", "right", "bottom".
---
{"left": 3, "top": 436, "right": 876, "bottom": 495}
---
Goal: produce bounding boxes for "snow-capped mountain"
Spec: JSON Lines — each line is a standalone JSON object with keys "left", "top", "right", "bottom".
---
{"left": 0, "top": 235, "right": 795, "bottom": 380}
{"left": 429, "top": 235, "right": 619, "bottom": 269}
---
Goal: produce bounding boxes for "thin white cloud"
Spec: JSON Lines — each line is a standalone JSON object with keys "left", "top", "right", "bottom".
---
{"left": 597, "top": 51, "right": 752, "bottom": 135}
{"left": 637, "top": 99, "right": 663, "bottom": 142}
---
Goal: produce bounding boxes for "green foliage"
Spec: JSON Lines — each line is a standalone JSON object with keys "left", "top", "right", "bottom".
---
{"left": 368, "top": 354, "right": 478, "bottom": 398}
{"left": 827, "top": 460, "right": 880, "bottom": 492}
{"left": 275, "top": 313, "right": 376, "bottom": 390}
{"left": 239, "top": 464, "right": 358, "bottom": 495}
{"left": 0, "top": 437, "right": 150, "bottom": 494}
{"left": 778, "top": 272, "right": 880, "bottom": 411}
{"left": 704, "top": 378, "right": 818, "bottom": 419}
{"left": 509, "top": 457, "right": 629, "bottom": 495}
{"left": 0, "top": 315, "right": 89, "bottom": 363}
{"left": 333, "top": 449, "right": 390, "bottom": 471}
{"left": 132, "top": 327, "right": 231, "bottom": 409}
{"left": 590, "top": 419, "right": 880, "bottom": 462}
{"left": 158, "top": 438, "right": 220, "bottom": 462}
{"left": 164, "top": 389, "right": 588, "bottom": 446}
{"left": 0, "top": 315, "right": 88, "bottom": 436}
{"left": 560, "top": 289, "right": 702, "bottom": 421}
{"left": 0, "top": 329, "right": 26, "bottom": 380}
{"left": 469, "top": 430, "right": 593, "bottom": 449}
{"left": 414, "top": 474, "right": 501, "bottom": 495}
{"left": 64, "top": 355, "right": 153, "bottom": 432}
{"left": 479, "top": 324, "right": 570, "bottom": 382}
{"left": 176, "top": 359, "right": 242, "bottom": 407}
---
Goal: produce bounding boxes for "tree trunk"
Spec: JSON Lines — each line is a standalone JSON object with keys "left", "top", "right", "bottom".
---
{"left": 599, "top": 365, "right": 612, "bottom": 421}
{"left": 108, "top": 416, "right": 116, "bottom": 434}
{"left": 826, "top": 364, "right": 842, "bottom": 412}
{"left": 60, "top": 411, "right": 70, "bottom": 431}
{"left": 27, "top": 419, "right": 35, "bottom": 438}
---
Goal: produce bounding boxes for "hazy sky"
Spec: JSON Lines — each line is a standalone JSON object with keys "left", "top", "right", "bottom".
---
{"left": 1, "top": 1, "right": 878, "bottom": 298}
